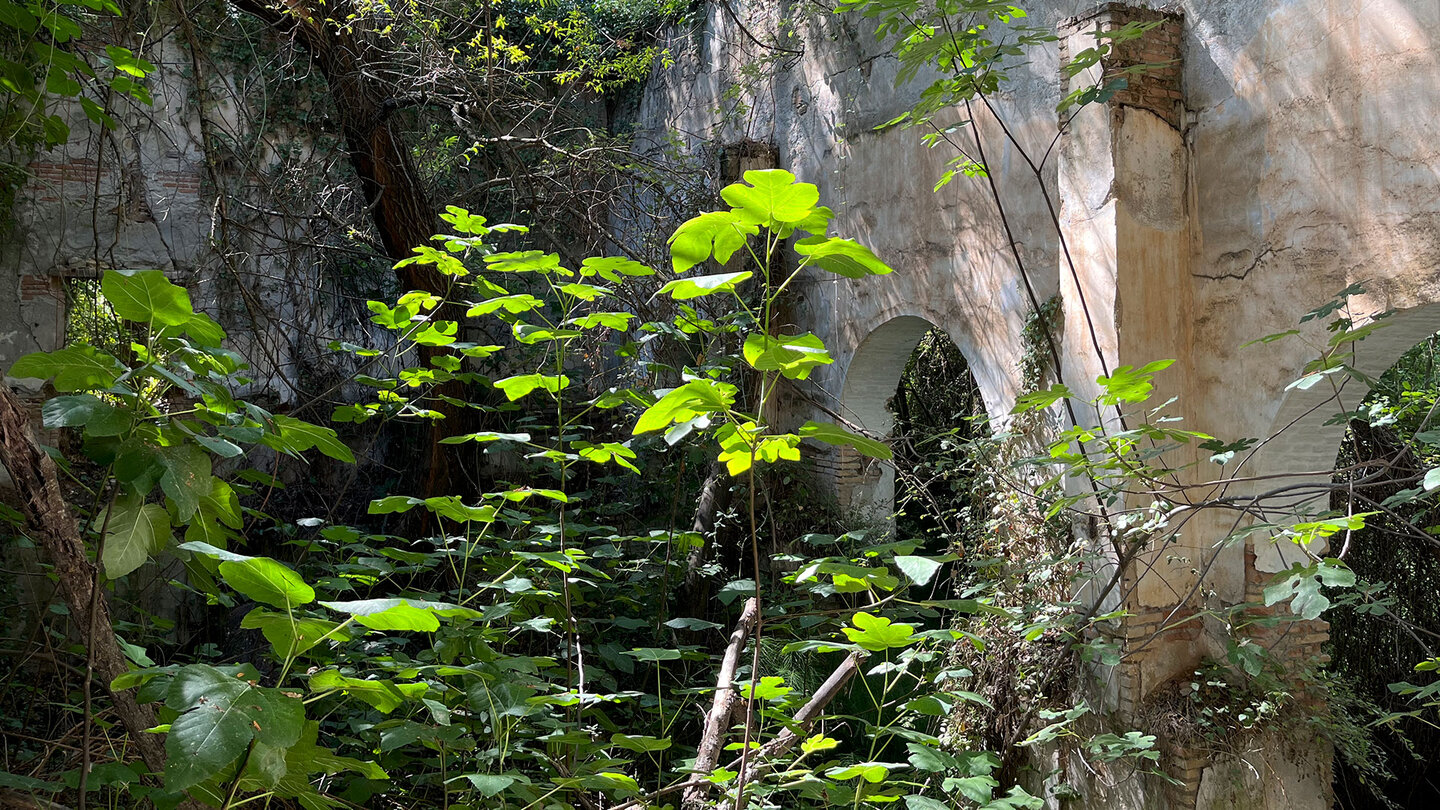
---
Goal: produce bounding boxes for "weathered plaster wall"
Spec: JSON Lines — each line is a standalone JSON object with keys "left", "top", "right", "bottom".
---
{"left": 636, "top": 0, "right": 1068, "bottom": 427}
{"left": 0, "top": 27, "right": 391, "bottom": 406}
{"left": 635, "top": 1, "right": 1440, "bottom": 807}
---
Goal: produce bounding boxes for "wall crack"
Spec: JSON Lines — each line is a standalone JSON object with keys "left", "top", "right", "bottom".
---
{"left": 1193, "top": 245, "right": 1291, "bottom": 281}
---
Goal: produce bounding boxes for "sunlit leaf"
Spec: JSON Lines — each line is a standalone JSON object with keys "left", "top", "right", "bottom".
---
{"left": 10, "top": 345, "right": 126, "bottom": 392}
{"left": 720, "top": 169, "right": 820, "bottom": 225}
{"left": 657, "top": 271, "right": 753, "bottom": 300}
{"left": 743, "top": 332, "right": 833, "bottom": 379}
{"left": 843, "top": 611, "right": 916, "bottom": 651}
{"left": 310, "top": 670, "right": 425, "bottom": 713}
{"left": 668, "top": 211, "right": 757, "bottom": 273}
{"left": 798, "top": 421, "right": 892, "bottom": 460}
{"left": 794, "top": 235, "right": 894, "bottom": 278}
{"left": 101, "top": 268, "right": 193, "bottom": 326}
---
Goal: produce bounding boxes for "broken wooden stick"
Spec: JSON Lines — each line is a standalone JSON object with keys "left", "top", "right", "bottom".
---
{"left": 611, "top": 648, "right": 863, "bottom": 810}
{"left": 681, "top": 596, "right": 760, "bottom": 810}
{"left": 719, "top": 650, "right": 864, "bottom": 809}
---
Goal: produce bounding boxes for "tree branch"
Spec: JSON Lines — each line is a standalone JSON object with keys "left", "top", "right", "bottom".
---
{"left": 0, "top": 386, "right": 166, "bottom": 775}
{"left": 682, "top": 596, "right": 760, "bottom": 810}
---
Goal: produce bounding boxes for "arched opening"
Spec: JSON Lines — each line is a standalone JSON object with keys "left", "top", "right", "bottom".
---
{"left": 1327, "top": 330, "right": 1440, "bottom": 810}
{"left": 836, "top": 317, "right": 989, "bottom": 531}
{"left": 836, "top": 316, "right": 934, "bottom": 517}
{"left": 890, "top": 328, "right": 990, "bottom": 548}
{"left": 1249, "top": 301, "right": 1440, "bottom": 809}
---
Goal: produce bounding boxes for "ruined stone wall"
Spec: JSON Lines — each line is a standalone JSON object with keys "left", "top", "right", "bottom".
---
{"left": 0, "top": 21, "right": 392, "bottom": 406}
{"left": 634, "top": 1, "right": 1440, "bottom": 807}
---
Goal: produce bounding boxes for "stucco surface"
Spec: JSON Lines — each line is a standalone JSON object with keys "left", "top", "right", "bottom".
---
{"left": 633, "top": 1, "right": 1440, "bottom": 807}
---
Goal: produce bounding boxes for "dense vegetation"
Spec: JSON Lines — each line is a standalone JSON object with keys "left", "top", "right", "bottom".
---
{"left": 1, "top": 2, "right": 1438, "bottom": 810}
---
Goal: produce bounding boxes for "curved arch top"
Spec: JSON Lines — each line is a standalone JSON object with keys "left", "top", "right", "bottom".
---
{"left": 839, "top": 315, "right": 938, "bottom": 440}
{"left": 832, "top": 315, "right": 997, "bottom": 519}
{"left": 1249, "top": 301, "right": 1440, "bottom": 571}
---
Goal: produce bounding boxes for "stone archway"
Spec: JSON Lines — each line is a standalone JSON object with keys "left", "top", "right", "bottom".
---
{"left": 832, "top": 315, "right": 995, "bottom": 521}
{"left": 832, "top": 316, "right": 937, "bottom": 517}
{"left": 1249, "top": 302, "right": 1440, "bottom": 571}
{"left": 1151, "top": 300, "right": 1440, "bottom": 810}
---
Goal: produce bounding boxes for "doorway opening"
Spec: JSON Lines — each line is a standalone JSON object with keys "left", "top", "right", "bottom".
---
{"left": 889, "top": 327, "right": 989, "bottom": 551}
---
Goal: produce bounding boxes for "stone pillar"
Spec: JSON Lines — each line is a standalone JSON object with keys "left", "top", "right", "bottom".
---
{"left": 1058, "top": 7, "right": 1331, "bottom": 809}
{"left": 1058, "top": 5, "right": 1200, "bottom": 807}
{"left": 1058, "top": 0, "right": 1200, "bottom": 698}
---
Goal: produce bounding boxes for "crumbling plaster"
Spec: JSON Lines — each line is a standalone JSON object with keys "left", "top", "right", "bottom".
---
{"left": 636, "top": 0, "right": 1440, "bottom": 563}
{"left": 635, "top": 1, "right": 1440, "bottom": 807}
{"left": 0, "top": 26, "right": 388, "bottom": 405}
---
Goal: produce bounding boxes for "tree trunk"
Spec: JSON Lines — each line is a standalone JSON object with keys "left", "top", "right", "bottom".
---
{"left": 232, "top": 0, "right": 439, "bottom": 277}
{"left": 676, "top": 462, "right": 732, "bottom": 622}
{"left": 228, "top": 0, "right": 462, "bottom": 494}
{"left": 0, "top": 386, "right": 166, "bottom": 774}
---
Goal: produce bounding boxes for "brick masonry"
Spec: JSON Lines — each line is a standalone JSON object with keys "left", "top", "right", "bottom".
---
{"left": 26, "top": 157, "right": 101, "bottom": 203}
{"left": 1061, "top": 3, "right": 1185, "bottom": 128}
{"left": 154, "top": 169, "right": 203, "bottom": 196}
{"left": 18, "top": 274, "right": 60, "bottom": 303}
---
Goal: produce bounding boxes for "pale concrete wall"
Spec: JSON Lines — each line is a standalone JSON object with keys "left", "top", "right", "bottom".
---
{"left": 635, "top": 1, "right": 1440, "bottom": 807}
{"left": 636, "top": 0, "right": 1068, "bottom": 427}
{"left": 636, "top": 0, "right": 1440, "bottom": 534}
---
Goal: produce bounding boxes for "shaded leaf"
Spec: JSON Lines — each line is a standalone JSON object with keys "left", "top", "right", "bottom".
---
{"left": 97, "top": 495, "right": 169, "bottom": 579}
{"left": 798, "top": 421, "right": 892, "bottom": 460}
{"left": 164, "top": 664, "right": 304, "bottom": 790}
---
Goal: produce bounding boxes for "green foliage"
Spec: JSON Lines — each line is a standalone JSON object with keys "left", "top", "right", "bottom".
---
{"left": 1263, "top": 558, "right": 1356, "bottom": 621}
{"left": 16, "top": 173, "right": 1041, "bottom": 810}
{"left": 10, "top": 11, "right": 1434, "bottom": 794}
{"left": 7, "top": 268, "right": 352, "bottom": 587}
{"left": 0, "top": 0, "right": 154, "bottom": 191}
{"left": 163, "top": 664, "right": 304, "bottom": 791}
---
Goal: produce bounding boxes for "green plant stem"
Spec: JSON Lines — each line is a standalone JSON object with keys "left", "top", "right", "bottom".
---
{"left": 220, "top": 739, "right": 258, "bottom": 809}
{"left": 732, "top": 228, "right": 785, "bottom": 810}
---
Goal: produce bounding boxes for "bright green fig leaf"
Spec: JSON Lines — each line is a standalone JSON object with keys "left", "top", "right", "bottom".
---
{"left": 668, "top": 211, "right": 757, "bottom": 273}
{"left": 657, "top": 271, "right": 752, "bottom": 300}
{"left": 743, "top": 332, "right": 833, "bottom": 379}
{"left": 9, "top": 345, "right": 126, "bottom": 392}
{"left": 843, "top": 611, "right": 916, "bottom": 651}
{"left": 720, "top": 169, "right": 820, "bottom": 224}
{"left": 218, "top": 557, "right": 315, "bottom": 609}
{"left": 794, "top": 235, "right": 894, "bottom": 278}
{"left": 101, "top": 268, "right": 193, "bottom": 326}
{"left": 319, "top": 598, "right": 482, "bottom": 631}
{"left": 493, "top": 374, "right": 569, "bottom": 401}
{"left": 633, "top": 380, "right": 737, "bottom": 435}
{"left": 309, "top": 670, "right": 425, "bottom": 713}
